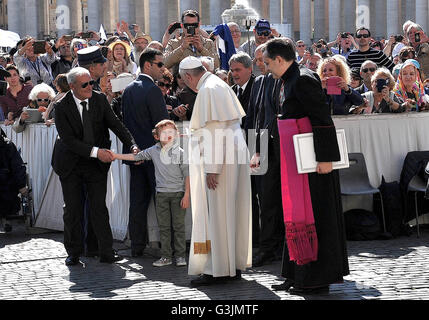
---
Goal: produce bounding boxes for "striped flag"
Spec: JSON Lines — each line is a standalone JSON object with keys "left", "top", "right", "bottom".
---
{"left": 213, "top": 24, "right": 237, "bottom": 71}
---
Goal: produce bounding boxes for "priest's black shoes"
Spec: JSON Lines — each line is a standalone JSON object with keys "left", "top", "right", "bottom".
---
{"left": 252, "top": 251, "right": 275, "bottom": 267}
{"left": 289, "top": 286, "right": 330, "bottom": 295}
{"left": 271, "top": 279, "right": 294, "bottom": 291}
{"left": 99, "top": 252, "right": 124, "bottom": 264}
{"left": 190, "top": 274, "right": 226, "bottom": 287}
{"left": 65, "top": 256, "right": 80, "bottom": 266}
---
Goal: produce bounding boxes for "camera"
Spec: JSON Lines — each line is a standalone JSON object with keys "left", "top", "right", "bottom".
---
{"left": 341, "top": 33, "right": 349, "bottom": 39}
{"left": 33, "top": 40, "right": 46, "bottom": 54}
{"left": 185, "top": 23, "right": 198, "bottom": 36}
{"left": 394, "top": 35, "right": 404, "bottom": 43}
{"left": 376, "top": 78, "right": 389, "bottom": 93}
{"left": 81, "top": 32, "right": 93, "bottom": 39}
{"left": 415, "top": 33, "right": 421, "bottom": 43}
{"left": 169, "top": 22, "right": 182, "bottom": 35}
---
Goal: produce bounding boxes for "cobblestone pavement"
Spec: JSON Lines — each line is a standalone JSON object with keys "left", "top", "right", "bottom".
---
{"left": 1, "top": 222, "right": 429, "bottom": 302}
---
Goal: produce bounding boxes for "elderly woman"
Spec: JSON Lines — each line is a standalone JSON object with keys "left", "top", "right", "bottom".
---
{"left": 12, "top": 83, "right": 56, "bottom": 133}
{"left": 0, "top": 65, "right": 33, "bottom": 126}
{"left": 108, "top": 40, "right": 138, "bottom": 75}
{"left": 352, "top": 68, "right": 404, "bottom": 114}
{"left": 317, "top": 56, "right": 364, "bottom": 115}
{"left": 393, "top": 59, "right": 429, "bottom": 112}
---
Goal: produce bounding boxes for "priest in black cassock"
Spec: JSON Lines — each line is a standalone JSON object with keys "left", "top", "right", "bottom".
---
{"left": 261, "top": 38, "right": 349, "bottom": 295}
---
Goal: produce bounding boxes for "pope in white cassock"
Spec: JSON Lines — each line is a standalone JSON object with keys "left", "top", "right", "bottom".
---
{"left": 178, "top": 56, "right": 252, "bottom": 287}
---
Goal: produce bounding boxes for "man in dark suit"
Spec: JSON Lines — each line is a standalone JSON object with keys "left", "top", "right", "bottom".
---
{"left": 52, "top": 67, "right": 137, "bottom": 266}
{"left": 229, "top": 52, "right": 256, "bottom": 129}
{"left": 229, "top": 52, "right": 261, "bottom": 250}
{"left": 121, "top": 49, "right": 169, "bottom": 257}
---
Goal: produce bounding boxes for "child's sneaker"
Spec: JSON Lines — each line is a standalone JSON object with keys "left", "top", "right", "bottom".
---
{"left": 153, "top": 257, "right": 172, "bottom": 267}
{"left": 176, "top": 257, "right": 187, "bottom": 267}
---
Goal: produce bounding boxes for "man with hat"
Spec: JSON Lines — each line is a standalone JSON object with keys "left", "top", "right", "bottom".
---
{"left": 178, "top": 56, "right": 252, "bottom": 287}
{"left": 239, "top": 19, "right": 273, "bottom": 77}
{"left": 77, "top": 47, "right": 107, "bottom": 92}
{"left": 133, "top": 33, "right": 152, "bottom": 68}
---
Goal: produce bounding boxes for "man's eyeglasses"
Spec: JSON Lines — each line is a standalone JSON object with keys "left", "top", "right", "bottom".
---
{"left": 362, "top": 68, "right": 376, "bottom": 73}
{"left": 157, "top": 81, "right": 171, "bottom": 88}
{"left": 356, "top": 34, "right": 370, "bottom": 39}
{"left": 401, "top": 50, "right": 416, "bottom": 59}
{"left": 297, "top": 44, "right": 306, "bottom": 48}
{"left": 151, "top": 61, "right": 165, "bottom": 68}
{"left": 257, "top": 30, "right": 271, "bottom": 37}
{"left": 37, "top": 98, "right": 51, "bottom": 103}
{"left": 81, "top": 80, "right": 96, "bottom": 88}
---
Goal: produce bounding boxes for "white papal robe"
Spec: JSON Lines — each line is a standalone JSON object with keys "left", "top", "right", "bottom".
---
{"left": 188, "top": 72, "right": 252, "bottom": 278}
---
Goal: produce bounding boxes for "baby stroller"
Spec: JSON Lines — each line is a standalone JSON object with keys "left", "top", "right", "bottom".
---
{"left": 0, "top": 129, "right": 33, "bottom": 233}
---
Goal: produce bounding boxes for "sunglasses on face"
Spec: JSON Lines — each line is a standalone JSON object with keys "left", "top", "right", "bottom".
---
{"left": 37, "top": 98, "right": 50, "bottom": 103}
{"left": 297, "top": 44, "right": 306, "bottom": 48}
{"left": 151, "top": 61, "right": 165, "bottom": 68}
{"left": 157, "top": 81, "right": 171, "bottom": 88}
{"left": 362, "top": 68, "right": 376, "bottom": 73}
{"left": 81, "top": 80, "right": 96, "bottom": 88}
{"left": 257, "top": 31, "right": 271, "bottom": 37}
{"left": 356, "top": 34, "right": 370, "bottom": 39}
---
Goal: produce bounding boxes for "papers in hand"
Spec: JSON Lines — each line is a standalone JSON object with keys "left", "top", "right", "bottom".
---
{"left": 111, "top": 75, "right": 134, "bottom": 93}
{"left": 293, "top": 129, "right": 350, "bottom": 174}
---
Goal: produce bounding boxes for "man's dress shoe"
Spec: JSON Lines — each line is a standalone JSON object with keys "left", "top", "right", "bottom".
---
{"left": 252, "top": 252, "right": 275, "bottom": 267}
{"left": 190, "top": 274, "right": 226, "bottom": 288}
{"left": 65, "top": 256, "right": 80, "bottom": 266}
{"left": 99, "top": 252, "right": 123, "bottom": 264}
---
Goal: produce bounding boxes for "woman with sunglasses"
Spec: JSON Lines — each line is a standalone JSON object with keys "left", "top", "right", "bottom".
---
{"left": 157, "top": 69, "right": 187, "bottom": 121}
{"left": 12, "top": 83, "right": 55, "bottom": 133}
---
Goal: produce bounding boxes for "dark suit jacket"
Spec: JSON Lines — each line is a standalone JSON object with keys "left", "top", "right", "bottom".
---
{"left": 121, "top": 74, "right": 169, "bottom": 155}
{"left": 232, "top": 74, "right": 256, "bottom": 127}
{"left": 51, "top": 90, "right": 136, "bottom": 179}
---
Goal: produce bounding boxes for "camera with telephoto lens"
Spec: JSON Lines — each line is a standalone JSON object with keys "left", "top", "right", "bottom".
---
{"left": 341, "top": 32, "right": 349, "bottom": 39}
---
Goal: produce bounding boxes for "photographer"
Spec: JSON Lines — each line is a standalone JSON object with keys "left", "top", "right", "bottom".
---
{"left": 352, "top": 68, "right": 404, "bottom": 114}
{"left": 0, "top": 65, "right": 33, "bottom": 126}
{"left": 406, "top": 23, "right": 429, "bottom": 81}
{"left": 13, "top": 37, "right": 56, "bottom": 87}
{"left": 12, "top": 83, "right": 55, "bottom": 133}
{"left": 313, "top": 39, "right": 331, "bottom": 58}
{"left": 51, "top": 36, "right": 74, "bottom": 80}
{"left": 164, "top": 10, "right": 219, "bottom": 72}
{"left": 329, "top": 32, "right": 358, "bottom": 58}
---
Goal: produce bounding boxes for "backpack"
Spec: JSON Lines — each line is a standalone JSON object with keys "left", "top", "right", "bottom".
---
{"left": 344, "top": 209, "right": 381, "bottom": 241}
{"left": 376, "top": 177, "right": 410, "bottom": 237}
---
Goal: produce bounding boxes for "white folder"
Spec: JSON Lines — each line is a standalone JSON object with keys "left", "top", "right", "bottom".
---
{"left": 293, "top": 129, "right": 350, "bottom": 174}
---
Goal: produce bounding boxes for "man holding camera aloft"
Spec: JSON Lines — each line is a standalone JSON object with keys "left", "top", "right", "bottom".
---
{"left": 164, "top": 10, "right": 219, "bottom": 73}
{"left": 13, "top": 38, "right": 56, "bottom": 87}
{"left": 406, "top": 23, "right": 429, "bottom": 81}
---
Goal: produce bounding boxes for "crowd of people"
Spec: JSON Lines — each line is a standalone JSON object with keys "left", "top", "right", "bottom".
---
{"left": 1, "top": 8, "right": 429, "bottom": 293}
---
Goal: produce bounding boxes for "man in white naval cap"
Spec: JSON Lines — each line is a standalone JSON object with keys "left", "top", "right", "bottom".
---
{"left": 179, "top": 56, "right": 252, "bottom": 287}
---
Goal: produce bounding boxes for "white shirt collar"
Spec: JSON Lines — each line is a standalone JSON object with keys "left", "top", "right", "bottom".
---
{"left": 72, "top": 91, "right": 89, "bottom": 109}
{"left": 140, "top": 73, "right": 154, "bottom": 83}
{"left": 239, "top": 79, "right": 250, "bottom": 92}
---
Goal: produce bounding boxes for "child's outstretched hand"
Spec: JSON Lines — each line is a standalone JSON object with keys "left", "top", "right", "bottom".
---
{"left": 105, "top": 149, "right": 117, "bottom": 161}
